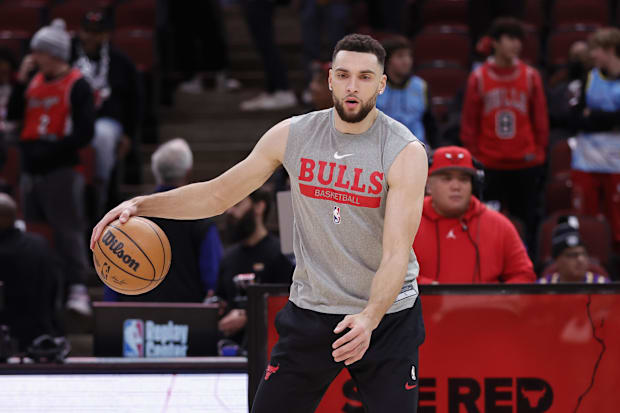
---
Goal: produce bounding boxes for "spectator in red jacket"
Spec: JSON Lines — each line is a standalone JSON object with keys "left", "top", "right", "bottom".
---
{"left": 460, "top": 17, "right": 549, "bottom": 253}
{"left": 413, "top": 146, "right": 535, "bottom": 284}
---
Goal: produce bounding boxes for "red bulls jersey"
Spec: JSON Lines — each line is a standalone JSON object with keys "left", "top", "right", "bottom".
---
{"left": 21, "top": 68, "right": 82, "bottom": 142}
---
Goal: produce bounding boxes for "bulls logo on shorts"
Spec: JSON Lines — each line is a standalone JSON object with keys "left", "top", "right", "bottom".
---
{"left": 333, "top": 206, "right": 341, "bottom": 224}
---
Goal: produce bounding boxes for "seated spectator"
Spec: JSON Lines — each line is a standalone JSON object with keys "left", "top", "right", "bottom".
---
{"left": 72, "top": 10, "right": 140, "bottom": 220}
{"left": 308, "top": 61, "right": 333, "bottom": 111}
{"left": 413, "top": 146, "right": 535, "bottom": 284}
{"left": 538, "top": 218, "right": 610, "bottom": 284}
{"left": 215, "top": 188, "right": 294, "bottom": 351}
{"left": 105, "top": 138, "right": 223, "bottom": 302}
{"left": 567, "top": 28, "right": 620, "bottom": 252}
{"left": 0, "top": 193, "right": 62, "bottom": 350}
{"left": 377, "top": 35, "right": 437, "bottom": 148}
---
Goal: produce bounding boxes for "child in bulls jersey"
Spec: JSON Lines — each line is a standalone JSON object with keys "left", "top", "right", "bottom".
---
{"left": 92, "top": 34, "right": 427, "bottom": 412}
{"left": 7, "top": 19, "right": 95, "bottom": 316}
{"left": 461, "top": 17, "right": 549, "bottom": 253}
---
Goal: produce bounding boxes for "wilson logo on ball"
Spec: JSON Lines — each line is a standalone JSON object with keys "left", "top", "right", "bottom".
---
{"left": 101, "top": 230, "right": 140, "bottom": 272}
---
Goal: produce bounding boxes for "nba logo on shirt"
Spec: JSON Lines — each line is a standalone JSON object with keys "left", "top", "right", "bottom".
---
{"left": 333, "top": 206, "right": 341, "bottom": 224}
{"left": 123, "top": 319, "right": 144, "bottom": 357}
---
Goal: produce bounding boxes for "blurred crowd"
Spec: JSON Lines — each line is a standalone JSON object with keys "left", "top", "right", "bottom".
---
{"left": 0, "top": 0, "right": 619, "bottom": 357}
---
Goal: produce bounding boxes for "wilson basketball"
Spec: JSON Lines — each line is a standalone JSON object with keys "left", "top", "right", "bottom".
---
{"left": 93, "top": 216, "right": 171, "bottom": 295}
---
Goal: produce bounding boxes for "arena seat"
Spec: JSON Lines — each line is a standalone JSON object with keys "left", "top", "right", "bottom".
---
{"left": 25, "top": 221, "right": 55, "bottom": 248}
{"left": 0, "top": 3, "right": 43, "bottom": 34}
{"left": 524, "top": 0, "right": 545, "bottom": 32}
{"left": 544, "top": 176, "right": 573, "bottom": 216}
{"left": 0, "top": 31, "right": 29, "bottom": 60}
{"left": 521, "top": 26, "right": 541, "bottom": 66}
{"left": 415, "top": 63, "right": 469, "bottom": 101}
{"left": 114, "top": 0, "right": 156, "bottom": 30}
{"left": 421, "top": 0, "right": 468, "bottom": 27}
{"left": 111, "top": 28, "right": 155, "bottom": 72}
{"left": 552, "top": 0, "right": 610, "bottom": 28}
{"left": 413, "top": 26, "right": 470, "bottom": 68}
{"left": 548, "top": 139, "right": 572, "bottom": 179}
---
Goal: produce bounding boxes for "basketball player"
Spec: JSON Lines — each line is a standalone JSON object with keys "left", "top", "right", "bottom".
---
{"left": 91, "top": 34, "right": 427, "bottom": 413}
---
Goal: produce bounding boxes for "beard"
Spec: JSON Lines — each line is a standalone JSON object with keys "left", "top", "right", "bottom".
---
{"left": 225, "top": 209, "right": 257, "bottom": 243}
{"left": 332, "top": 92, "right": 377, "bottom": 123}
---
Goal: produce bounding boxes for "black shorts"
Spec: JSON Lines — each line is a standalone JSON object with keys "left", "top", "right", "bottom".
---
{"left": 251, "top": 298, "right": 426, "bottom": 413}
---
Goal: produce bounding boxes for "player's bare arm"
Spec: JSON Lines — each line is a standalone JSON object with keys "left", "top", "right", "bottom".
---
{"left": 90, "top": 119, "right": 290, "bottom": 249}
{"left": 332, "top": 141, "right": 427, "bottom": 365}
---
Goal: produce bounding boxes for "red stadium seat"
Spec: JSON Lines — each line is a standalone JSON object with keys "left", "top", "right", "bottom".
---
{"left": 537, "top": 212, "right": 613, "bottom": 271}
{"left": 0, "top": 3, "right": 43, "bottom": 35}
{"left": 114, "top": 0, "right": 156, "bottom": 30}
{"left": 524, "top": 0, "right": 545, "bottom": 32}
{"left": 415, "top": 64, "right": 469, "bottom": 100}
{"left": 0, "top": 31, "right": 29, "bottom": 60}
{"left": 413, "top": 26, "right": 471, "bottom": 68}
{"left": 111, "top": 28, "right": 155, "bottom": 72}
{"left": 547, "top": 26, "right": 599, "bottom": 67}
{"left": 421, "top": 0, "right": 468, "bottom": 27}
{"left": 552, "top": 0, "right": 610, "bottom": 28}
{"left": 544, "top": 176, "right": 573, "bottom": 216}
{"left": 521, "top": 26, "right": 541, "bottom": 66}
{"left": 548, "top": 139, "right": 572, "bottom": 179}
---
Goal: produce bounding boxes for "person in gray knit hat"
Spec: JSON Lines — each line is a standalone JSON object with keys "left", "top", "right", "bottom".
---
{"left": 6, "top": 18, "right": 96, "bottom": 316}
{"left": 31, "top": 19, "right": 71, "bottom": 62}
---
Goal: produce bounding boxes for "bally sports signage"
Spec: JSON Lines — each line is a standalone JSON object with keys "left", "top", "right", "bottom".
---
{"left": 94, "top": 302, "right": 220, "bottom": 357}
{"left": 247, "top": 284, "right": 620, "bottom": 413}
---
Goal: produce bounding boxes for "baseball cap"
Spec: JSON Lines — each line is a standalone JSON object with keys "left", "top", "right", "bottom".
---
{"left": 82, "top": 10, "right": 111, "bottom": 33}
{"left": 428, "top": 146, "right": 477, "bottom": 176}
{"left": 551, "top": 216, "right": 583, "bottom": 258}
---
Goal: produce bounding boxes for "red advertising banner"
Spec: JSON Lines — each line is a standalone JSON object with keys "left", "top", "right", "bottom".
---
{"left": 265, "top": 292, "right": 620, "bottom": 413}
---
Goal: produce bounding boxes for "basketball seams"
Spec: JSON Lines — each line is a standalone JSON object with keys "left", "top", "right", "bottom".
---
{"left": 134, "top": 216, "right": 171, "bottom": 281}
{"left": 108, "top": 222, "right": 157, "bottom": 280}
{"left": 95, "top": 239, "right": 157, "bottom": 285}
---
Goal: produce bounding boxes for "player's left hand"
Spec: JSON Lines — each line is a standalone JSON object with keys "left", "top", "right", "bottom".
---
{"left": 332, "top": 313, "right": 374, "bottom": 366}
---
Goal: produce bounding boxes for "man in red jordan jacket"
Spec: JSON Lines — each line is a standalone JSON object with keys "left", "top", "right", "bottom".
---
{"left": 460, "top": 17, "right": 548, "bottom": 253}
{"left": 413, "top": 146, "right": 535, "bottom": 284}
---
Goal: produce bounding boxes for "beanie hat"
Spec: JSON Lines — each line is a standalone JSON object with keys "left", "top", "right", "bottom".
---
{"left": 30, "top": 19, "right": 71, "bottom": 62}
{"left": 551, "top": 216, "right": 583, "bottom": 258}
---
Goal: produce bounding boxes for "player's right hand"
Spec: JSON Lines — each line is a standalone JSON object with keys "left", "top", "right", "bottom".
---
{"left": 90, "top": 198, "right": 140, "bottom": 250}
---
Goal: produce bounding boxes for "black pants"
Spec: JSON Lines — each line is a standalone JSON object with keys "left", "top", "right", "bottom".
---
{"left": 251, "top": 299, "right": 425, "bottom": 413}
{"left": 241, "top": 0, "right": 290, "bottom": 92}
{"left": 483, "top": 165, "right": 544, "bottom": 253}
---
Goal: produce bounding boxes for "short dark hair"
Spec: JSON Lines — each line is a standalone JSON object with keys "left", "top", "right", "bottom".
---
{"left": 488, "top": 17, "right": 525, "bottom": 41}
{"left": 381, "top": 35, "right": 411, "bottom": 65}
{"left": 589, "top": 27, "right": 620, "bottom": 58}
{"left": 332, "top": 33, "right": 386, "bottom": 67}
{"left": 249, "top": 188, "right": 272, "bottom": 221}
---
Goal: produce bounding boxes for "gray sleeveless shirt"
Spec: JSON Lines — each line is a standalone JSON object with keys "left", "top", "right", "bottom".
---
{"left": 282, "top": 108, "right": 420, "bottom": 314}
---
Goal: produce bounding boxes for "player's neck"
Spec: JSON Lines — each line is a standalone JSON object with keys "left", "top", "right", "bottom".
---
{"left": 333, "top": 107, "right": 379, "bottom": 135}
